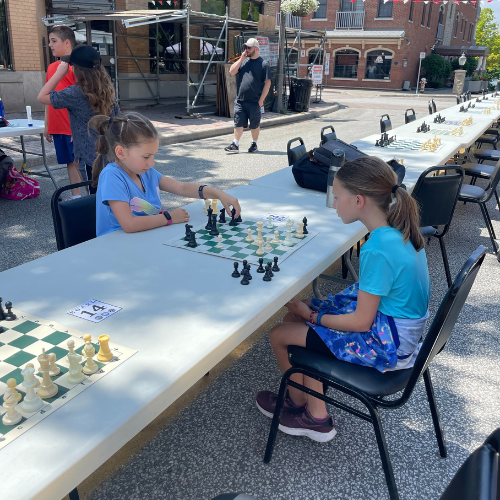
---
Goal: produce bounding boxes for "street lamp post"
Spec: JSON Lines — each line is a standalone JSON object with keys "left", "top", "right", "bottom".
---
{"left": 453, "top": 52, "right": 467, "bottom": 96}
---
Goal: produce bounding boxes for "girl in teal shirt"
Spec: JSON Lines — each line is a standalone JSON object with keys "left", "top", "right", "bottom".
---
{"left": 256, "top": 156, "right": 430, "bottom": 443}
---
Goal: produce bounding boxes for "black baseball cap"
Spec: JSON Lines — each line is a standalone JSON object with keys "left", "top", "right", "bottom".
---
{"left": 61, "top": 44, "right": 101, "bottom": 69}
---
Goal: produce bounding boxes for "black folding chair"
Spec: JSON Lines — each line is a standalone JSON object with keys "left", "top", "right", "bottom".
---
{"left": 404, "top": 108, "right": 417, "bottom": 124}
{"left": 475, "top": 134, "right": 498, "bottom": 150}
{"left": 456, "top": 96, "right": 462, "bottom": 105}
{"left": 475, "top": 149, "right": 500, "bottom": 163}
{"left": 440, "top": 428, "right": 500, "bottom": 500}
{"left": 320, "top": 125, "right": 337, "bottom": 145}
{"left": 263, "top": 246, "right": 487, "bottom": 500}
{"left": 51, "top": 181, "right": 96, "bottom": 251}
{"left": 458, "top": 160, "right": 500, "bottom": 260}
{"left": 286, "top": 138, "right": 307, "bottom": 166}
{"left": 461, "top": 162, "right": 500, "bottom": 210}
{"left": 428, "top": 101, "right": 434, "bottom": 115}
{"left": 432, "top": 99, "right": 437, "bottom": 114}
{"left": 380, "top": 114, "right": 392, "bottom": 133}
{"left": 412, "top": 165, "right": 464, "bottom": 288}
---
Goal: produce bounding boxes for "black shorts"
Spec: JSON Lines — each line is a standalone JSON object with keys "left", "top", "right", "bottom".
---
{"left": 234, "top": 100, "right": 261, "bottom": 129}
{"left": 306, "top": 327, "right": 336, "bottom": 358}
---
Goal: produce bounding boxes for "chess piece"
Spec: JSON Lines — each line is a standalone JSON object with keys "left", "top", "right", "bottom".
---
{"left": 262, "top": 268, "right": 272, "bottom": 282}
{"left": 375, "top": 139, "right": 380, "bottom": 147}
{"left": 205, "top": 207, "right": 213, "bottom": 230}
{"left": 37, "top": 348, "right": 58, "bottom": 399}
{"left": 19, "top": 365, "right": 44, "bottom": 413}
{"left": 211, "top": 199, "right": 218, "bottom": 214}
{"left": 245, "top": 264, "right": 252, "bottom": 280}
{"left": 272, "top": 256, "right": 280, "bottom": 272}
{"left": 245, "top": 228, "right": 254, "bottom": 243}
{"left": 67, "top": 340, "right": 85, "bottom": 385}
{"left": 209, "top": 214, "right": 219, "bottom": 236}
{"left": 282, "top": 227, "right": 293, "bottom": 247}
{"left": 203, "top": 199, "right": 211, "bottom": 214}
{"left": 295, "top": 222, "right": 305, "bottom": 239}
{"left": 0, "top": 297, "right": 5, "bottom": 321}
{"left": 25, "top": 363, "right": 41, "bottom": 387}
{"left": 289, "top": 219, "right": 295, "bottom": 233}
{"left": 215, "top": 234, "right": 224, "bottom": 249}
{"left": 302, "top": 217, "right": 308, "bottom": 235}
{"left": 97, "top": 334, "right": 113, "bottom": 362}
{"left": 256, "top": 258, "right": 265, "bottom": 273}
{"left": 266, "top": 216, "right": 274, "bottom": 229}
{"left": 2, "top": 393, "right": 22, "bottom": 426}
{"left": 256, "top": 241, "right": 265, "bottom": 255}
{"left": 82, "top": 334, "right": 98, "bottom": 375}
{"left": 4, "top": 301, "right": 16, "bottom": 321}
{"left": 240, "top": 269, "right": 250, "bottom": 285}
{"left": 231, "top": 262, "right": 240, "bottom": 278}
{"left": 229, "top": 208, "right": 238, "bottom": 226}
{"left": 188, "top": 231, "right": 197, "bottom": 248}
{"left": 184, "top": 224, "right": 193, "bottom": 241}
{"left": 271, "top": 230, "right": 280, "bottom": 245}
{"left": 48, "top": 353, "right": 60, "bottom": 377}
{"left": 219, "top": 208, "right": 226, "bottom": 223}
{"left": 264, "top": 237, "right": 272, "bottom": 251}
{"left": 235, "top": 213, "right": 242, "bottom": 223}
{"left": 266, "top": 262, "right": 274, "bottom": 278}
{"left": 255, "top": 221, "right": 264, "bottom": 245}
{"left": 6, "top": 378, "right": 21, "bottom": 402}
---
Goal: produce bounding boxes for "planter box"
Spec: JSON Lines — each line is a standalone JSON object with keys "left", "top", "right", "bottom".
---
{"left": 468, "top": 80, "right": 483, "bottom": 93}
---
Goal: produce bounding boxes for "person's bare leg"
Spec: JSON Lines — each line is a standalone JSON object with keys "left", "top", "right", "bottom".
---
{"left": 251, "top": 127, "right": 260, "bottom": 142}
{"left": 67, "top": 158, "right": 83, "bottom": 197}
{"left": 269, "top": 322, "right": 328, "bottom": 418}
{"left": 234, "top": 127, "right": 244, "bottom": 142}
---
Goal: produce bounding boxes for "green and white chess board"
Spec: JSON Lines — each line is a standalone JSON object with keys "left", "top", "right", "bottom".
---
{"left": 423, "top": 128, "right": 465, "bottom": 137}
{"left": 0, "top": 310, "right": 136, "bottom": 449}
{"left": 387, "top": 139, "right": 445, "bottom": 152}
{"left": 164, "top": 219, "right": 318, "bottom": 267}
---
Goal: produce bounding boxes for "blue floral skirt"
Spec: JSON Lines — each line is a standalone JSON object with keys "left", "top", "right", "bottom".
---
{"left": 308, "top": 283, "right": 400, "bottom": 373}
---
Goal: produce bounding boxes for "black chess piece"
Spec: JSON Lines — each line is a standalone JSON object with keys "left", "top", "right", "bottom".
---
{"left": 229, "top": 208, "right": 237, "bottom": 226}
{"left": 272, "top": 256, "right": 280, "bottom": 272}
{"left": 184, "top": 224, "right": 193, "bottom": 241}
{"left": 235, "top": 213, "right": 242, "bottom": 223}
{"left": 262, "top": 268, "right": 272, "bottom": 282}
{"left": 242, "top": 259, "right": 248, "bottom": 269}
{"left": 302, "top": 217, "right": 308, "bottom": 235}
{"left": 209, "top": 214, "right": 219, "bottom": 236}
{"left": 416, "top": 126, "right": 421, "bottom": 133}
{"left": 375, "top": 139, "right": 380, "bottom": 147}
{"left": 240, "top": 269, "right": 250, "bottom": 285}
{"left": 4, "top": 302, "right": 16, "bottom": 321}
{"left": 266, "top": 262, "right": 274, "bottom": 278}
{"left": 0, "top": 297, "right": 5, "bottom": 321}
{"left": 219, "top": 208, "right": 226, "bottom": 223}
{"left": 188, "top": 231, "right": 197, "bottom": 248}
{"left": 245, "top": 264, "right": 252, "bottom": 280}
{"left": 205, "top": 207, "right": 213, "bottom": 230}
{"left": 257, "top": 258, "right": 265, "bottom": 273}
{"left": 232, "top": 262, "right": 241, "bottom": 278}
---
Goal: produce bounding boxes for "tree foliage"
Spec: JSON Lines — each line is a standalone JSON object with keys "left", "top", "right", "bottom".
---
{"left": 421, "top": 54, "right": 452, "bottom": 81}
{"left": 476, "top": 8, "right": 500, "bottom": 71}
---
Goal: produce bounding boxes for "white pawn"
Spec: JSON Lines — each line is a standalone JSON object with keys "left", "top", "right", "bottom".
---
{"left": 271, "top": 230, "right": 280, "bottom": 245}
{"left": 264, "top": 236, "right": 272, "bottom": 251}
{"left": 5, "top": 379, "right": 21, "bottom": 402}
{"left": 266, "top": 216, "right": 274, "bottom": 229}
{"left": 2, "top": 393, "right": 21, "bottom": 426}
{"left": 245, "top": 228, "right": 254, "bottom": 243}
{"left": 48, "top": 353, "right": 60, "bottom": 376}
{"left": 19, "top": 365, "right": 44, "bottom": 413}
{"left": 295, "top": 222, "right": 305, "bottom": 239}
{"left": 215, "top": 234, "right": 224, "bottom": 249}
{"left": 256, "top": 241, "right": 265, "bottom": 255}
{"left": 66, "top": 340, "right": 85, "bottom": 385}
{"left": 82, "top": 334, "right": 98, "bottom": 375}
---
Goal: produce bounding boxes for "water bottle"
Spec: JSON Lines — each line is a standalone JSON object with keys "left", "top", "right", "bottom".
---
{"left": 0, "top": 98, "right": 4, "bottom": 118}
{"left": 326, "top": 150, "right": 345, "bottom": 208}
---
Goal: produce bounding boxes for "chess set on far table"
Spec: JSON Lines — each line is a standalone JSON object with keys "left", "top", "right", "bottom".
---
{"left": 0, "top": 299, "right": 136, "bottom": 449}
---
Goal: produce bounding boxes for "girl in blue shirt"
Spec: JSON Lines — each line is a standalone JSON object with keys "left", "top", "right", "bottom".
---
{"left": 90, "top": 112, "right": 240, "bottom": 236}
{"left": 256, "top": 156, "right": 430, "bottom": 443}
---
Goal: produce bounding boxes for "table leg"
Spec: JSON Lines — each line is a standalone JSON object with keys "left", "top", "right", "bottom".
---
{"left": 19, "top": 135, "right": 27, "bottom": 167}
{"left": 39, "top": 133, "right": 59, "bottom": 189}
{"left": 68, "top": 487, "right": 80, "bottom": 500}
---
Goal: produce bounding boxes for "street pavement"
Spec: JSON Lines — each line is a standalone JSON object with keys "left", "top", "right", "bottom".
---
{"left": 1, "top": 92, "right": 499, "bottom": 500}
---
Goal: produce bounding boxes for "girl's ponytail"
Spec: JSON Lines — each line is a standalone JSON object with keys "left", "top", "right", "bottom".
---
{"left": 335, "top": 156, "right": 425, "bottom": 251}
{"left": 89, "top": 115, "right": 111, "bottom": 188}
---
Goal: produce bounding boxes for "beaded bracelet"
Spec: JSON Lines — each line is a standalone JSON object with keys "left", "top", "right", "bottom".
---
{"left": 309, "top": 311, "right": 316, "bottom": 325}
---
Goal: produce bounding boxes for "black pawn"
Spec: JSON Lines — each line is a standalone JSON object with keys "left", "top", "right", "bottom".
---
{"left": 375, "top": 140, "right": 380, "bottom": 147}
{"left": 257, "top": 258, "right": 265, "bottom": 273}
{"left": 272, "top": 256, "right": 280, "bottom": 272}
{"left": 188, "top": 231, "right": 197, "bottom": 248}
{"left": 205, "top": 207, "right": 213, "bottom": 230}
{"left": 209, "top": 214, "right": 219, "bottom": 236}
{"left": 302, "top": 217, "right": 308, "bottom": 235}
{"left": 0, "top": 297, "right": 5, "bottom": 321}
{"left": 4, "top": 301, "right": 16, "bottom": 321}
{"left": 242, "top": 259, "right": 248, "bottom": 269}
{"left": 245, "top": 264, "right": 252, "bottom": 280}
{"left": 184, "top": 224, "right": 193, "bottom": 241}
{"left": 229, "top": 207, "right": 237, "bottom": 226}
{"left": 232, "top": 262, "right": 240, "bottom": 278}
{"left": 240, "top": 269, "right": 250, "bottom": 285}
{"left": 235, "top": 213, "right": 242, "bottom": 223}
{"left": 263, "top": 268, "right": 272, "bottom": 282}
{"left": 219, "top": 208, "right": 226, "bottom": 223}
{"left": 266, "top": 262, "right": 274, "bottom": 278}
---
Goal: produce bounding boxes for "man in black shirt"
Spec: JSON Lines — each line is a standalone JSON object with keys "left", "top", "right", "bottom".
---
{"left": 224, "top": 38, "right": 271, "bottom": 153}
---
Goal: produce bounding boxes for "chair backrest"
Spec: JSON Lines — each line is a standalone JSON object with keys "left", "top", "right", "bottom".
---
{"left": 483, "top": 159, "right": 500, "bottom": 202}
{"left": 440, "top": 427, "right": 500, "bottom": 500}
{"left": 287, "top": 137, "right": 307, "bottom": 166}
{"left": 405, "top": 108, "right": 416, "bottom": 124}
{"left": 411, "top": 165, "right": 464, "bottom": 231}
{"left": 457, "top": 96, "right": 462, "bottom": 105}
{"left": 432, "top": 99, "right": 437, "bottom": 113}
{"left": 51, "top": 181, "right": 97, "bottom": 251}
{"left": 428, "top": 101, "right": 434, "bottom": 115}
{"left": 380, "top": 114, "right": 392, "bottom": 133}
{"left": 320, "top": 125, "right": 337, "bottom": 145}
{"left": 401, "top": 246, "right": 487, "bottom": 402}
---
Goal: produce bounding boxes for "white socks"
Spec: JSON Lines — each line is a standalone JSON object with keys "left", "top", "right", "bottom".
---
{"left": 233, "top": 140, "right": 239, "bottom": 146}
{"left": 252, "top": 140, "right": 257, "bottom": 145}
{"left": 71, "top": 195, "right": 81, "bottom": 199}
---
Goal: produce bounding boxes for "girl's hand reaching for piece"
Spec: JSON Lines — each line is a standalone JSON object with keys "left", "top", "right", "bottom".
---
{"left": 219, "top": 193, "right": 241, "bottom": 218}
{"left": 169, "top": 208, "right": 190, "bottom": 224}
{"left": 285, "top": 298, "right": 312, "bottom": 321}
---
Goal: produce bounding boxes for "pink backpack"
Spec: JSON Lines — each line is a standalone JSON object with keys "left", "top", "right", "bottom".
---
{"left": 0, "top": 167, "right": 40, "bottom": 200}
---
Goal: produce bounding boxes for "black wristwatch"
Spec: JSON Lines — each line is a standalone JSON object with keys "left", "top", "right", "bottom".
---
{"left": 162, "top": 210, "right": 172, "bottom": 221}
{"left": 198, "top": 184, "right": 207, "bottom": 199}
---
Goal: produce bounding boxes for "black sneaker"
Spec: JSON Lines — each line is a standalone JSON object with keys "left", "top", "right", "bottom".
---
{"left": 224, "top": 142, "right": 239, "bottom": 153}
{"left": 248, "top": 142, "right": 258, "bottom": 153}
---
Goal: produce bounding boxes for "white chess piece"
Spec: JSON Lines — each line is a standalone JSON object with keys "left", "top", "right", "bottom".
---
{"left": 204, "top": 199, "right": 211, "bottom": 214}
{"left": 256, "top": 241, "right": 265, "bottom": 255}
{"left": 19, "top": 365, "right": 44, "bottom": 413}
{"left": 82, "top": 335, "right": 98, "bottom": 375}
{"left": 295, "top": 222, "right": 305, "bottom": 239}
{"left": 211, "top": 199, "right": 218, "bottom": 213}
{"left": 37, "top": 348, "right": 58, "bottom": 399}
{"left": 245, "top": 228, "right": 254, "bottom": 243}
{"left": 266, "top": 216, "right": 274, "bottom": 229}
{"left": 271, "top": 230, "right": 280, "bottom": 245}
{"left": 66, "top": 340, "right": 86, "bottom": 385}
{"left": 255, "top": 221, "right": 264, "bottom": 246}
{"left": 25, "top": 363, "right": 41, "bottom": 387}
{"left": 2, "top": 393, "right": 22, "bottom": 426}
{"left": 282, "top": 227, "right": 293, "bottom": 247}
{"left": 215, "top": 234, "right": 224, "bottom": 249}
{"left": 264, "top": 236, "right": 272, "bottom": 251}
{"left": 5, "top": 379, "right": 21, "bottom": 402}
{"left": 48, "top": 352, "right": 60, "bottom": 376}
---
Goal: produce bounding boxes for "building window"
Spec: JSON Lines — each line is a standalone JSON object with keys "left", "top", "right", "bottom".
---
{"left": 454, "top": 15, "right": 459, "bottom": 37}
{"left": 468, "top": 23, "right": 474, "bottom": 41}
{"left": 308, "top": 49, "right": 324, "bottom": 65}
{"left": 377, "top": 0, "right": 393, "bottom": 18}
{"left": 463, "top": 21, "right": 467, "bottom": 40}
{"left": 427, "top": 3, "right": 432, "bottom": 27}
{"left": 365, "top": 49, "right": 392, "bottom": 80}
{"left": 334, "top": 49, "right": 358, "bottom": 78}
{"left": 460, "top": 18, "right": 464, "bottom": 32}
{"left": 421, "top": 4, "right": 427, "bottom": 26}
{"left": 314, "top": 0, "right": 327, "bottom": 18}
{"left": 340, "top": 0, "right": 364, "bottom": 12}
{"left": 241, "top": 1, "right": 263, "bottom": 21}
{"left": 0, "top": 0, "right": 11, "bottom": 70}
{"left": 409, "top": 0, "right": 415, "bottom": 21}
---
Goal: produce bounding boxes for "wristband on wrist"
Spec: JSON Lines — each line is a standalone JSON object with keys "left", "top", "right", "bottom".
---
{"left": 316, "top": 312, "right": 325, "bottom": 327}
{"left": 198, "top": 185, "right": 207, "bottom": 199}
{"left": 309, "top": 311, "right": 317, "bottom": 325}
{"left": 161, "top": 211, "right": 172, "bottom": 226}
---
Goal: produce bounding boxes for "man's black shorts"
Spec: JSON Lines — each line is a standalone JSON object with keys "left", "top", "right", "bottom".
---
{"left": 234, "top": 100, "right": 261, "bottom": 129}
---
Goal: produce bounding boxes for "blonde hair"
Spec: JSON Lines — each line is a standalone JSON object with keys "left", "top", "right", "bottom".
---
{"left": 73, "top": 65, "right": 115, "bottom": 116}
{"left": 336, "top": 156, "right": 425, "bottom": 251}
{"left": 89, "top": 112, "right": 158, "bottom": 188}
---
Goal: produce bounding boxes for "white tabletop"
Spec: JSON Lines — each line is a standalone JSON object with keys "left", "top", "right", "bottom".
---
{"left": 0, "top": 184, "right": 366, "bottom": 500}
{"left": 0, "top": 119, "right": 44, "bottom": 138}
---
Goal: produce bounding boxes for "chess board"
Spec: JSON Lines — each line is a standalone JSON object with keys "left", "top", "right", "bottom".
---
{"left": 164, "top": 219, "right": 318, "bottom": 267}
{"left": 444, "top": 120, "right": 473, "bottom": 126}
{"left": 0, "top": 310, "right": 136, "bottom": 449}
{"left": 423, "top": 128, "right": 465, "bottom": 137}
{"left": 386, "top": 139, "right": 445, "bottom": 152}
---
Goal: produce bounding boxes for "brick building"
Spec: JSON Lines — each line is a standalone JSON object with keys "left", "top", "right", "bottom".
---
{"left": 279, "top": 0, "right": 482, "bottom": 90}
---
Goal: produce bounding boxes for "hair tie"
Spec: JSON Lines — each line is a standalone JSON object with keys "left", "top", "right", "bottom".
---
{"left": 391, "top": 185, "right": 399, "bottom": 194}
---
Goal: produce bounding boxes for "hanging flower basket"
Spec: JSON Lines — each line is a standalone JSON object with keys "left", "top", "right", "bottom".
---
{"left": 281, "top": 0, "right": 319, "bottom": 17}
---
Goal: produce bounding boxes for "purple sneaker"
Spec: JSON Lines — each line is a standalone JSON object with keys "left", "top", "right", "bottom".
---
{"left": 255, "top": 390, "right": 305, "bottom": 419}
{"left": 278, "top": 406, "right": 337, "bottom": 442}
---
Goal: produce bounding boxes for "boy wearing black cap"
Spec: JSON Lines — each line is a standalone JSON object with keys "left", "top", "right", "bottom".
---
{"left": 38, "top": 44, "right": 120, "bottom": 192}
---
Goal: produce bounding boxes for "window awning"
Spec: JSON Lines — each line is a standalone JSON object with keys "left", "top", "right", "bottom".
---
{"left": 432, "top": 45, "right": 490, "bottom": 57}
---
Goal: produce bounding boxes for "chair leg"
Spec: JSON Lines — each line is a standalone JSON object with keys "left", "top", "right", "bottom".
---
{"left": 423, "top": 369, "right": 447, "bottom": 458}
{"left": 479, "top": 203, "right": 498, "bottom": 252}
{"left": 69, "top": 488, "right": 80, "bottom": 500}
{"left": 312, "top": 277, "right": 322, "bottom": 299}
{"left": 437, "top": 237, "right": 453, "bottom": 288}
{"left": 495, "top": 189, "right": 500, "bottom": 211}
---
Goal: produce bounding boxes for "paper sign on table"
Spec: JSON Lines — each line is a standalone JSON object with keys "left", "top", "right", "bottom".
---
{"left": 66, "top": 299, "right": 121, "bottom": 323}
